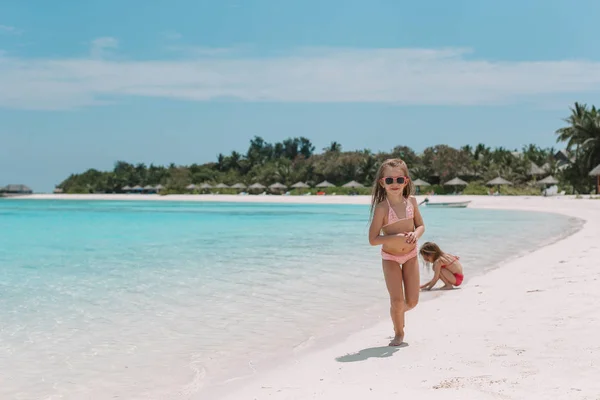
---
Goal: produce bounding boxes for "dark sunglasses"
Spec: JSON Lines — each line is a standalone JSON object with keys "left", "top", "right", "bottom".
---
{"left": 383, "top": 176, "right": 409, "bottom": 185}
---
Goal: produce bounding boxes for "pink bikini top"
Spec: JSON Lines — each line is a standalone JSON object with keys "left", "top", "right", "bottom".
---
{"left": 383, "top": 197, "right": 414, "bottom": 227}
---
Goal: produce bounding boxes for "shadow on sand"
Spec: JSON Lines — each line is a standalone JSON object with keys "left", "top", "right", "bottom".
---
{"left": 335, "top": 344, "right": 408, "bottom": 363}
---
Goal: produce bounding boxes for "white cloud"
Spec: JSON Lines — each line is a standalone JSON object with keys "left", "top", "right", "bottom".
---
{"left": 1, "top": 47, "right": 600, "bottom": 110}
{"left": 89, "top": 37, "right": 119, "bottom": 59}
{"left": 0, "top": 24, "right": 22, "bottom": 35}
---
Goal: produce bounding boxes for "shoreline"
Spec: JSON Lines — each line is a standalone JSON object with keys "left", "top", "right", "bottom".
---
{"left": 5, "top": 192, "right": 597, "bottom": 205}
{"left": 206, "top": 196, "right": 599, "bottom": 399}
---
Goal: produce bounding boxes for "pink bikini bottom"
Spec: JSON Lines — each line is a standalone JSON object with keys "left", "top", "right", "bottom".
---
{"left": 381, "top": 247, "right": 418, "bottom": 265}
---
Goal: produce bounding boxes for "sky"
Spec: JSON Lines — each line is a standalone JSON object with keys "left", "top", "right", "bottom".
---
{"left": 2, "top": 0, "right": 600, "bottom": 192}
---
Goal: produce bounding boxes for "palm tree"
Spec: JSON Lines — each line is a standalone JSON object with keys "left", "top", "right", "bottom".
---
{"left": 556, "top": 103, "right": 600, "bottom": 167}
{"left": 229, "top": 151, "right": 242, "bottom": 170}
{"left": 325, "top": 141, "right": 342, "bottom": 153}
{"left": 556, "top": 102, "right": 590, "bottom": 152}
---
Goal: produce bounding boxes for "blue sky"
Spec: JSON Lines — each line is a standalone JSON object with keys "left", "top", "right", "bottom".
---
{"left": 2, "top": 0, "right": 600, "bottom": 191}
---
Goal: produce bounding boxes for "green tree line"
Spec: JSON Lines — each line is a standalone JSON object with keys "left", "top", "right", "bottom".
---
{"left": 58, "top": 103, "right": 600, "bottom": 195}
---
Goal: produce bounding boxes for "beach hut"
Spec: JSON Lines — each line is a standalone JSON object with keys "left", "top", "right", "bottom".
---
{"left": 2, "top": 184, "right": 33, "bottom": 194}
{"left": 291, "top": 181, "right": 310, "bottom": 189}
{"left": 121, "top": 185, "right": 132, "bottom": 193}
{"left": 53, "top": 187, "right": 64, "bottom": 194}
{"left": 589, "top": 164, "right": 600, "bottom": 194}
{"left": 316, "top": 180, "right": 335, "bottom": 188}
{"left": 131, "top": 185, "right": 143, "bottom": 193}
{"left": 154, "top": 184, "right": 164, "bottom": 193}
{"left": 342, "top": 180, "right": 364, "bottom": 188}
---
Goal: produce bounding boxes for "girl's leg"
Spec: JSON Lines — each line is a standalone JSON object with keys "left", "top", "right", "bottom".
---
{"left": 382, "top": 260, "right": 405, "bottom": 346}
{"left": 439, "top": 268, "right": 456, "bottom": 290}
{"left": 402, "top": 256, "right": 420, "bottom": 312}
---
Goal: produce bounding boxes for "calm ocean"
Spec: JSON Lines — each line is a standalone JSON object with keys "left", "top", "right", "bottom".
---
{"left": 0, "top": 199, "right": 579, "bottom": 399}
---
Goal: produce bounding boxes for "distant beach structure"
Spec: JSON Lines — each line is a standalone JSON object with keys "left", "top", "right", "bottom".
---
{"left": 0, "top": 184, "right": 33, "bottom": 195}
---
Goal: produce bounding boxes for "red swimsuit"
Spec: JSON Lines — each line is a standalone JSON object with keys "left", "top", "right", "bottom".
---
{"left": 441, "top": 255, "right": 463, "bottom": 286}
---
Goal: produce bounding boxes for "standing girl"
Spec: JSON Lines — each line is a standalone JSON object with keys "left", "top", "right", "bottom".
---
{"left": 368, "top": 159, "right": 425, "bottom": 346}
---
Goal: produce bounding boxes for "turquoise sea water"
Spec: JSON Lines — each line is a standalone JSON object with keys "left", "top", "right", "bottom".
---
{"left": 0, "top": 199, "right": 579, "bottom": 399}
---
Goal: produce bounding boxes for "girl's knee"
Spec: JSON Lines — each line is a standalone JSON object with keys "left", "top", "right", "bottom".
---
{"left": 406, "top": 298, "right": 418, "bottom": 310}
{"left": 390, "top": 298, "right": 405, "bottom": 312}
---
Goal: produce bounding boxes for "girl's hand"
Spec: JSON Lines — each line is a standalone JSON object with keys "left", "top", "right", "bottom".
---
{"left": 405, "top": 231, "right": 417, "bottom": 244}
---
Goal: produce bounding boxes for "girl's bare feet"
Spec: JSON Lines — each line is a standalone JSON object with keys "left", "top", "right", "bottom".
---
{"left": 389, "top": 334, "right": 404, "bottom": 346}
{"left": 441, "top": 284, "right": 454, "bottom": 290}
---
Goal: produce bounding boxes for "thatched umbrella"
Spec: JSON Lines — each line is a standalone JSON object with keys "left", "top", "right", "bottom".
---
{"left": 316, "top": 180, "right": 335, "bottom": 188}
{"left": 529, "top": 162, "right": 545, "bottom": 176}
{"left": 486, "top": 177, "right": 513, "bottom": 186}
{"left": 143, "top": 185, "right": 155, "bottom": 193}
{"left": 199, "top": 183, "right": 213, "bottom": 189}
{"left": 231, "top": 183, "right": 247, "bottom": 190}
{"left": 132, "top": 185, "right": 143, "bottom": 192}
{"left": 186, "top": 184, "right": 197, "bottom": 190}
{"left": 269, "top": 182, "right": 288, "bottom": 191}
{"left": 122, "top": 185, "right": 132, "bottom": 192}
{"left": 541, "top": 163, "right": 551, "bottom": 172}
{"left": 291, "top": 181, "right": 310, "bottom": 189}
{"left": 536, "top": 175, "right": 559, "bottom": 185}
{"left": 342, "top": 180, "right": 364, "bottom": 188}
{"left": 248, "top": 183, "right": 266, "bottom": 191}
{"left": 589, "top": 164, "right": 600, "bottom": 194}
{"left": 443, "top": 177, "right": 468, "bottom": 194}
{"left": 412, "top": 178, "right": 431, "bottom": 187}
{"left": 155, "top": 184, "right": 164, "bottom": 192}
{"left": 215, "top": 183, "right": 230, "bottom": 189}
{"left": 443, "top": 177, "right": 468, "bottom": 186}
{"left": 411, "top": 178, "right": 430, "bottom": 195}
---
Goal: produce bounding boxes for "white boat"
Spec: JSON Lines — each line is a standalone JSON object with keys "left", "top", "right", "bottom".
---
{"left": 424, "top": 200, "right": 471, "bottom": 208}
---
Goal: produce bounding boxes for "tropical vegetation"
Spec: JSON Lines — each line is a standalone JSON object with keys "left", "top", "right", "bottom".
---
{"left": 57, "top": 103, "right": 600, "bottom": 195}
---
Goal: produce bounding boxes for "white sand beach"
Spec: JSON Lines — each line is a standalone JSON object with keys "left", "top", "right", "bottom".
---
{"left": 12, "top": 194, "right": 600, "bottom": 399}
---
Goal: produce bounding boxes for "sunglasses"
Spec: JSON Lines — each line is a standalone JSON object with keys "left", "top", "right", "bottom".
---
{"left": 383, "top": 176, "right": 409, "bottom": 185}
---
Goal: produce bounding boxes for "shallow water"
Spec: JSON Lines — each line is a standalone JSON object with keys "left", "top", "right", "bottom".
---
{"left": 0, "top": 199, "right": 579, "bottom": 399}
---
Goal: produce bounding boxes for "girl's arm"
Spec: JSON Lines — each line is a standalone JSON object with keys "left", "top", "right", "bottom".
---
{"left": 368, "top": 204, "right": 406, "bottom": 246}
{"left": 405, "top": 197, "right": 425, "bottom": 244}
{"left": 411, "top": 196, "right": 425, "bottom": 239}
{"left": 421, "top": 262, "right": 441, "bottom": 290}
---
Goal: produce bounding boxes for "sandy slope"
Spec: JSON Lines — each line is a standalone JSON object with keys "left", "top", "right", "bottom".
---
{"left": 212, "top": 196, "right": 599, "bottom": 400}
